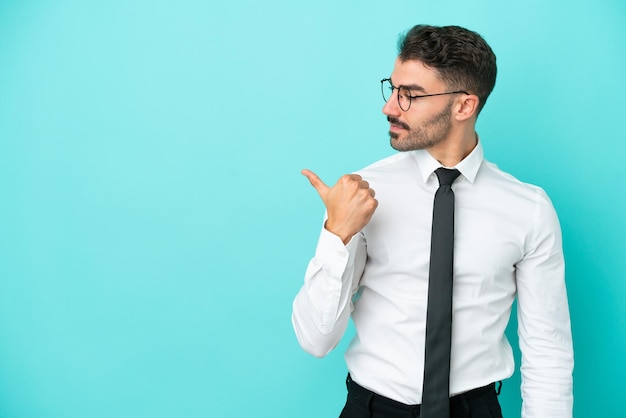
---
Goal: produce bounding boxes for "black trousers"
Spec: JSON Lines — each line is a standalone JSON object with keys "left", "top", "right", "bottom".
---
{"left": 339, "top": 375, "right": 503, "bottom": 418}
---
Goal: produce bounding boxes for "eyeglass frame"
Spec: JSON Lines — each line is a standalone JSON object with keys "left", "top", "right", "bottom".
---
{"left": 380, "top": 78, "right": 469, "bottom": 111}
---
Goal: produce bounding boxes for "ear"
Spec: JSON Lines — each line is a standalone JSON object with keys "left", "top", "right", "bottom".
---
{"left": 454, "top": 94, "right": 479, "bottom": 121}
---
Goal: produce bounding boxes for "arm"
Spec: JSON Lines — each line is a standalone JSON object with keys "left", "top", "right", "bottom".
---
{"left": 292, "top": 227, "right": 366, "bottom": 357}
{"left": 515, "top": 189, "right": 574, "bottom": 418}
{"left": 292, "top": 169, "right": 377, "bottom": 357}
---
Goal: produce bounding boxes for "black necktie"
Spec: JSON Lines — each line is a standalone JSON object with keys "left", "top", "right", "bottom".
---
{"left": 421, "top": 167, "right": 461, "bottom": 418}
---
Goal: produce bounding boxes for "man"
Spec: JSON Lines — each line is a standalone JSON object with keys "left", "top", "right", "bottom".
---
{"left": 292, "top": 25, "right": 573, "bottom": 418}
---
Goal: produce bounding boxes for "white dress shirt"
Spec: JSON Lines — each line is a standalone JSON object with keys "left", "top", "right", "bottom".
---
{"left": 292, "top": 141, "right": 574, "bottom": 417}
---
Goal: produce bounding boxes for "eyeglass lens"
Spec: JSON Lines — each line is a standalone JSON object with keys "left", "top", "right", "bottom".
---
{"left": 381, "top": 79, "right": 411, "bottom": 111}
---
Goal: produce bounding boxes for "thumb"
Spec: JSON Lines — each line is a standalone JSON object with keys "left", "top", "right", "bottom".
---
{"left": 301, "top": 169, "right": 330, "bottom": 196}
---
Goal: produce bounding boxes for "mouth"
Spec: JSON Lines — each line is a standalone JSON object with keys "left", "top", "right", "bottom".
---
{"left": 389, "top": 124, "right": 406, "bottom": 133}
{"left": 387, "top": 117, "right": 409, "bottom": 132}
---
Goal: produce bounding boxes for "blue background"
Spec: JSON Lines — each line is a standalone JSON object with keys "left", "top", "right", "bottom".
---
{"left": 1, "top": 0, "right": 624, "bottom": 416}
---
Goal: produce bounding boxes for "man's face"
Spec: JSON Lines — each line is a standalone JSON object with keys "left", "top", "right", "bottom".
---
{"left": 383, "top": 58, "right": 454, "bottom": 152}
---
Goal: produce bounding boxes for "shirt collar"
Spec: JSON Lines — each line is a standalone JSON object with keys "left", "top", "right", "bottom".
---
{"left": 411, "top": 138, "right": 484, "bottom": 184}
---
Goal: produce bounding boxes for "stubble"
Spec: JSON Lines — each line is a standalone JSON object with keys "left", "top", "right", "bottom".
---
{"left": 389, "top": 100, "right": 454, "bottom": 152}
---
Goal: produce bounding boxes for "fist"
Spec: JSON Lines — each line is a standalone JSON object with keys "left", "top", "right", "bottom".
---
{"left": 302, "top": 169, "right": 378, "bottom": 244}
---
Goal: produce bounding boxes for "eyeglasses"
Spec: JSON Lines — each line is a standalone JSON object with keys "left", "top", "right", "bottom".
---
{"left": 380, "top": 78, "right": 468, "bottom": 111}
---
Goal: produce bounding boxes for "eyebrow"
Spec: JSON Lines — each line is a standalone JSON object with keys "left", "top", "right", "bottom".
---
{"left": 390, "top": 78, "right": 427, "bottom": 93}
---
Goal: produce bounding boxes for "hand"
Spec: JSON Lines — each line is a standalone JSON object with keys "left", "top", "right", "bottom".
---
{"left": 302, "top": 169, "right": 378, "bottom": 244}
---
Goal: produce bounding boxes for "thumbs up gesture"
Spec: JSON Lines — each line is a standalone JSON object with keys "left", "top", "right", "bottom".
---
{"left": 302, "top": 169, "right": 378, "bottom": 244}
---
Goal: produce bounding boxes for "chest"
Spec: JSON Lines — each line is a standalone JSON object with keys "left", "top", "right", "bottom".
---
{"left": 360, "top": 186, "right": 529, "bottom": 298}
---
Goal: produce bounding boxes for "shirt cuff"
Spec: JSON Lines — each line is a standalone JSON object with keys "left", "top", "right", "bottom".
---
{"left": 314, "top": 227, "right": 352, "bottom": 271}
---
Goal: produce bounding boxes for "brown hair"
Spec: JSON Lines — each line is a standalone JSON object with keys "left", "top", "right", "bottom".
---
{"left": 398, "top": 25, "right": 497, "bottom": 114}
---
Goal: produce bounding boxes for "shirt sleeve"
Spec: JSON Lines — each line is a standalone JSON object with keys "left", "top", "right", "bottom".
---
{"left": 291, "top": 225, "right": 367, "bottom": 358}
{"left": 515, "top": 188, "right": 574, "bottom": 418}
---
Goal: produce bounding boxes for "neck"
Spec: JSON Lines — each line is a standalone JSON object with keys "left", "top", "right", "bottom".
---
{"left": 428, "top": 129, "right": 478, "bottom": 167}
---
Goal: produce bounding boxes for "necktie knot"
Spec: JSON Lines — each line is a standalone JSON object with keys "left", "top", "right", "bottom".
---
{"left": 435, "top": 168, "right": 461, "bottom": 187}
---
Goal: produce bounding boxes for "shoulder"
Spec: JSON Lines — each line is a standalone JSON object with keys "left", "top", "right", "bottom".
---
{"left": 353, "top": 153, "right": 422, "bottom": 192}
{"left": 478, "top": 160, "right": 557, "bottom": 218}
{"left": 472, "top": 161, "right": 562, "bottom": 255}
{"left": 355, "top": 152, "right": 418, "bottom": 179}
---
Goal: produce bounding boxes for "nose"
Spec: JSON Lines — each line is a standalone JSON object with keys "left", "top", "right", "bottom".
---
{"left": 382, "top": 92, "right": 402, "bottom": 118}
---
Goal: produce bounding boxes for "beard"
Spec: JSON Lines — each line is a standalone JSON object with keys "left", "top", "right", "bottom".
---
{"left": 388, "top": 100, "right": 453, "bottom": 151}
